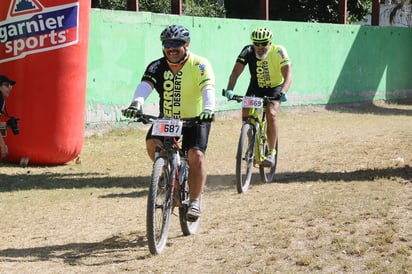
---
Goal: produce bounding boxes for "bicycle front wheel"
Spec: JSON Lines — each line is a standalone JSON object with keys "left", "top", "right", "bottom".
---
{"left": 146, "top": 157, "right": 173, "bottom": 255}
{"left": 236, "top": 123, "right": 255, "bottom": 193}
{"left": 259, "top": 138, "right": 278, "bottom": 183}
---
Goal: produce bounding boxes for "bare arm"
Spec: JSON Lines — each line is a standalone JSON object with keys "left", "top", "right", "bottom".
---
{"left": 226, "top": 62, "right": 245, "bottom": 91}
{"left": 280, "top": 64, "right": 292, "bottom": 93}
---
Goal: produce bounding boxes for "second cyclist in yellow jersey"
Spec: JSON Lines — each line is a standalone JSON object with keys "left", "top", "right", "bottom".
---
{"left": 225, "top": 27, "right": 292, "bottom": 167}
{"left": 236, "top": 43, "right": 290, "bottom": 90}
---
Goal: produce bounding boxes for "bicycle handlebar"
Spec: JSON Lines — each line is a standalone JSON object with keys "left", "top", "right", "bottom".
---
{"left": 126, "top": 112, "right": 214, "bottom": 126}
{"left": 222, "top": 89, "right": 281, "bottom": 103}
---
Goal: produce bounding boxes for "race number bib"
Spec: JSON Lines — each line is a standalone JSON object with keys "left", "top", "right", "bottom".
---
{"left": 242, "top": 97, "right": 263, "bottom": 109}
{"left": 152, "top": 119, "right": 183, "bottom": 137}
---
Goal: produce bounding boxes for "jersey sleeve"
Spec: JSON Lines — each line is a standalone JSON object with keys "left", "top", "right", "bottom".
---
{"left": 277, "top": 45, "right": 291, "bottom": 67}
{"left": 196, "top": 56, "right": 215, "bottom": 90}
{"left": 141, "top": 59, "right": 162, "bottom": 86}
{"left": 236, "top": 45, "right": 253, "bottom": 65}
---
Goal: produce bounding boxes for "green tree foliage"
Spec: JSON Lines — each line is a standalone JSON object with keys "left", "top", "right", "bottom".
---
{"left": 91, "top": 0, "right": 226, "bottom": 17}
{"left": 225, "top": 0, "right": 371, "bottom": 23}
{"left": 347, "top": 0, "right": 371, "bottom": 23}
{"left": 183, "top": 0, "right": 226, "bottom": 17}
{"left": 91, "top": 0, "right": 410, "bottom": 25}
{"left": 272, "top": 0, "right": 371, "bottom": 23}
{"left": 138, "top": 0, "right": 171, "bottom": 14}
{"left": 92, "top": 0, "right": 127, "bottom": 10}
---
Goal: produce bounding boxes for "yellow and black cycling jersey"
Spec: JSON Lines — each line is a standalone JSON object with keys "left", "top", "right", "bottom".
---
{"left": 237, "top": 44, "right": 291, "bottom": 92}
{"left": 141, "top": 53, "right": 215, "bottom": 118}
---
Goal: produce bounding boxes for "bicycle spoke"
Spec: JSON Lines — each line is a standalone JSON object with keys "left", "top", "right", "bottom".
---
{"left": 236, "top": 124, "right": 254, "bottom": 193}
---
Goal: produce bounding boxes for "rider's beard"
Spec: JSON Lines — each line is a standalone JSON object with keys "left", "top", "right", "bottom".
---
{"left": 255, "top": 49, "right": 269, "bottom": 60}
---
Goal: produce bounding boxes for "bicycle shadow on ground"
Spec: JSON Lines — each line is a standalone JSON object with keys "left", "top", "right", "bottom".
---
{"left": 206, "top": 165, "right": 412, "bottom": 188}
{"left": 0, "top": 171, "right": 150, "bottom": 195}
{"left": 0, "top": 232, "right": 153, "bottom": 265}
{"left": 269, "top": 165, "right": 411, "bottom": 184}
{"left": 324, "top": 99, "right": 412, "bottom": 116}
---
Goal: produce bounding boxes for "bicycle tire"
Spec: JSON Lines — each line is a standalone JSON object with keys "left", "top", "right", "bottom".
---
{"left": 259, "top": 138, "right": 278, "bottom": 183}
{"left": 179, "top": 181, "right": 201, "bottom": 235}
{"left": 236, "top": 123, "right": 255, "bottom": 193}
{"left": 146, "top": 157, "right": 173, "bottom": 255}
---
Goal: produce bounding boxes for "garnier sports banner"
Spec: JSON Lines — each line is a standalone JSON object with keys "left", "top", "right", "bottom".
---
{"left": 0, "top": 0, "right": 90, "bottom": 165}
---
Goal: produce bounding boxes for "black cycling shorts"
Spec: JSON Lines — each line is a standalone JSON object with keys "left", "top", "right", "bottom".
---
{"left": 146, "top": 121, "right": 211, "bottom": 154}
{"left": 246, "top": 84, "right": 283, "bottom": 99}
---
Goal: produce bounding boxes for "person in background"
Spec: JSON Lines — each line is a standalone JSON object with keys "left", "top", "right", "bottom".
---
{"left": 224, "top": 27, "right": 292, "bottom": 167}
{"left": 0, "top": 75, "right": 18, "bottom": 159}
{"left": 123, "top": 25, "right": 216, "bottom": 221}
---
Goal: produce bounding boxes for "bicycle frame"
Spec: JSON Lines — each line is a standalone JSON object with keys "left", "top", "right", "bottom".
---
{"left": 154, "top": 136, "right": 180, "bottom": 194}
{"left": 223, "top": 89, "right": 279, "bottom": 193}
{"left": 245, "top": 105, "right": 267, "bottom": 165}
{"left": 154, "top": 137, "right": 191, "bottom": 210}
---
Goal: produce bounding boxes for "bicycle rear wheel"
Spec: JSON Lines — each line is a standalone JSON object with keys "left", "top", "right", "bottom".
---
{"left": 259, "top": 138, "right": 278, "bottom": 183}
{"left": 146, "top": 157, "right": 173, "bottom": 255}
{"left": 236, "top": 123, "right": 255, "bottom": 193}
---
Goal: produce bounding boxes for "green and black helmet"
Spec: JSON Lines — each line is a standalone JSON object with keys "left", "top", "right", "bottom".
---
{"left": 251, "top": 27, "right": 273, "bottom": 42}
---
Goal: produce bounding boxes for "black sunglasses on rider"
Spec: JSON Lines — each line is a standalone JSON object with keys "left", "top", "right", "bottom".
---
{"left": 163, "top": 40, "right": 185, "bottom": 49}
{"left": 253, "top": 41, "right": 270, "bottom": 47}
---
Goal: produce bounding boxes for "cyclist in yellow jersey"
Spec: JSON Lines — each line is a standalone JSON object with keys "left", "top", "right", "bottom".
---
{"left": 123, "top": 25, "right": 216, "bottom": 221}
{"left": 225, "top": 27, "right": 292, "bottom": 167}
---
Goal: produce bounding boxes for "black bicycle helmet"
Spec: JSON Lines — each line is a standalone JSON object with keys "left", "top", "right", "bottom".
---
{"left": 160, "top": 25, "right": 190, "bottom": 43}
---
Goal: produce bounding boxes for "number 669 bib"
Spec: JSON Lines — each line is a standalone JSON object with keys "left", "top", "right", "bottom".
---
{"left": 242, "top": 97, "right": 263, "bottom": 109}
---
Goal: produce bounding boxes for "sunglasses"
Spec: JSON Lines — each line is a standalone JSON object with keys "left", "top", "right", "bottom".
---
{"left": 253, "top": 41, "right": 270, "bottom": 47}
{"left": 163, "top": 40, "right": 185, "bottom": 49}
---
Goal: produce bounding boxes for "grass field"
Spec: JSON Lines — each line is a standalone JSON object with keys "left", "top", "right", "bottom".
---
{"left": 0, "top": 101, "right": 411, "bottom": 273}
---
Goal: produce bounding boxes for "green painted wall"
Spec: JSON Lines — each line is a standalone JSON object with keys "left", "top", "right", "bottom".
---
{"left": 86, "top": 9, "right": 412, "bottom": 124}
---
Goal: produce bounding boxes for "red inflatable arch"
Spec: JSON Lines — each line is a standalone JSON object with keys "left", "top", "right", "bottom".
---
{"left": 0, "top": 0, "right": 90, "bottom": 165}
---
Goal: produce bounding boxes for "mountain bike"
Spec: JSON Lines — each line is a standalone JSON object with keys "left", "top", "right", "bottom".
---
{"left": 223, "top": 90, "right": 280, "bottom": 193}
{"left": 125, "top": 113, "right": 211, "bottom": 255}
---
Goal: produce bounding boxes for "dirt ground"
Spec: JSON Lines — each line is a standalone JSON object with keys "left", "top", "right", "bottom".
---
{"left": 0, "top": 100, "right": 411, "bottom": 273}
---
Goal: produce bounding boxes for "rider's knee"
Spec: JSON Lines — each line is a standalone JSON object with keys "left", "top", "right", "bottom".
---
{"left": 188, "top": 149, "right": 205, "bottom": 167}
